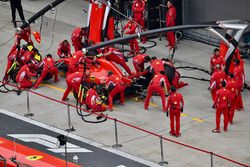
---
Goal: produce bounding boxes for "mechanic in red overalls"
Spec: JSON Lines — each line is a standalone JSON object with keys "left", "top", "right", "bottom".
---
{"left": 105, "top": 71, "right": 126, "bottom": 111}
{"left": 172, "top": 70, "right": 188, "bottom": 89}
{"left": 150, "top": 58, "right": 166, "bottom": 74}
{"left": 166, "top": 86, "right": 184, "bottom": 137}
{"left": 132, "top": 0, "right": 145, "bottom": 29}
{"left": 3, "top": 49, "right": 19, "bottom": 82}
{"left": 33, "top": 54, "right": 59, "bottom": 89}
{"left": 85, "top": 84, "right": 107, "bottom": 112}
{"left": 123, "top": 21, "right": 140, "bottom": 55}
{"left": 210, "top": 48, "right": 225, "bottom": 73}
{"left": 19, "top": 47, "right": 40, "bottom": 67}
{"left": 63, "top": 50, "right": 95, "bottom": 75}
{"left": 103, "top": 46, "right": 132, "bottom": 75}
{"left": 71, "top": 27, "right": 87, "bottom": 52}
{"left": 132, "top": 54, "right": 151, "bottom": 75}
{"left": 8, "top": 26, "right": 33, "bottom": 57}
{"left": 226, "top": 73, "right": 238, "bottom": 124}
{"left": 57, "top": 40, "right": 72, "bottom": 58}
{"left": 212, "top": 80, "right": 231, "bottom": 133}
{"left": 233, "top": 59, "right": 244, "bottom": 111}
{"left": 209, "top": 65, "right": 226, "bottom": 102}
{"left": 166, "top": 0, "right": 176, "bottom": 51}
{"left": 62, "top": 71, "right": 83, "bottom": 101}
{"left": 16, "top": 61, "right": 37, "bottom": 89}
{"left": 144, "top": 71, "right": 170, "bottom": 112}
{"left": 63, "top": 51, "right": 84, "bottom": 75}
{"left": 132, "top": 0, "right": 146, "bottom": 43}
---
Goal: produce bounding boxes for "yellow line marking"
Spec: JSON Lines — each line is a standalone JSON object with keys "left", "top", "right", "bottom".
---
{"left": 40, "top": 85, "right": 206, "bottom": 122}
{"left": 129, "top": 97, "right": 158, "bottom": 107}
{"left": 192, "top": 118, "right": 204, "bottom": 122}
{"left": 181, "top": 113, "right": 188, "bottom": 117}
{"left": 149, "top": 102, "right": 158, "bottom": 107}
{"left": 40, "top": 83, "right": 111, "bottom": 109}
{"left": 40, "top": 83, "right": 67, "bottom": 93}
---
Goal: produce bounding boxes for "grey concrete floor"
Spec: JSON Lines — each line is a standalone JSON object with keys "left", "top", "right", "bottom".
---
{"left": 0, "top": 1, "right": 250, "bottom": 167}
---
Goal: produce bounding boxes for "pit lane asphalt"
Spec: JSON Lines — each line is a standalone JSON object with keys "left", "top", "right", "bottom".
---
{"left": 0, "top": 109, "right": 157, "bottom": 167}
{"left": 0, "top": 1, "right": 250, "bottom": 167}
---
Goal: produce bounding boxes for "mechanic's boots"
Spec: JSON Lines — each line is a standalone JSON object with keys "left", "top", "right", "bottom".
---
{"left": 212, "top": 129, "right": 220, "bottom": 133}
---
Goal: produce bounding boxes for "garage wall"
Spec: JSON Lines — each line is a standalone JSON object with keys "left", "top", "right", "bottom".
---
{"left": 183, "top": 0, "right": 250, "bottom": 24}
{"left": 182, "top": 0, "right": 250, "bottom": 46}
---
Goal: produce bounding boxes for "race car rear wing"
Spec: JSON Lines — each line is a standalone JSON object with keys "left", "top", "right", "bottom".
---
{"left": 213, "top": 21, "right": 248, "bottom": 73}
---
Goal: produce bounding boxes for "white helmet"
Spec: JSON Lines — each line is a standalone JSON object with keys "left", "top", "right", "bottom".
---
{"left": 15, "top": 27, "right": 22, "bottom": 35}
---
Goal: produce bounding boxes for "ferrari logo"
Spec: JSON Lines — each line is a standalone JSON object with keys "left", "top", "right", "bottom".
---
{"left": 174, "top": 101, "right": 177, "bottom": 104}
{"left": 232, "top": 88, "right": 234, "bottom": 91}
{"left": 223, "top": 96, "right": 226, "bottom": 100}
{"left": 0, "top": 140, "right": 3, "bottom": 144}
{"left": 116, "top": 77, "right": 119, "bottom": 80}
{"left": 26, "top": 155, "right": 43, "bottom": 161}
{"left": 156, "top": 62, "right": 160, "bottom": 64}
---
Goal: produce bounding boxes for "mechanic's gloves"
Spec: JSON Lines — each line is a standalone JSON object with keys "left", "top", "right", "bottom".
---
{"left": 181, "top": 107, "right": 183, "bottom": 113}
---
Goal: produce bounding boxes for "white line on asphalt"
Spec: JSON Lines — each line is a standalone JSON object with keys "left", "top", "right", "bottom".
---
{"left": 8, "top": 134, "right": 92, "bottom": 153}
{"left": 0, "top": 108, "right": 162, "bottom": 167}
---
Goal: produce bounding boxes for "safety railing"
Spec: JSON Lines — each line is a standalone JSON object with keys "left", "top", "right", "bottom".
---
{"left": 0, "top": 81, "right": 249, "bottom": 167}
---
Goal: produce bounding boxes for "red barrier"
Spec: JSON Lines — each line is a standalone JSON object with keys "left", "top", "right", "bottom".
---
{"left": 1, "top": 82, "right": 249, "bottom": 167}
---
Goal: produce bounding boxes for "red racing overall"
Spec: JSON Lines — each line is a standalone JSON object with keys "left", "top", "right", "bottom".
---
{"left": 62, "top": 72, "right": 83, "bottom": 101}
{"left": 226, "top": 77, "right": 238, "bottom": 123}
{"left": 8, "top": 27, "right": 33, "bottom": 57}
{"left": 34, "top": 57, "right": 58, "bottom": 89}
{"left": 209, "top": 69, "right": 226, "bottom": 102}
{"left": 123, "top": 21, "right": 140, "bottom": 55}
{"left": 132, "top": 0, "right": 145, "bottom": 29}
{"left": 144, "top": 73, "right": 170, "bottom": 112}
{"left": 104, "top": 47, "right": 132, "bottom": 75}
{"left": 16, "top": 64, "right": 37, "bottom": 89}
{"left": 233, "top": 65, "right": 244, "bottom": 110}
{"left": 57, "top": 41, "right": 72, "bottom": 58}
{"left": 106, "top": 74, "right": 126, "bottom": 110}
{"left": 71, "top": 27, "right": 86, "bottom": 52}
{"left": 3, "top": 49, "right": 19, "bottom": 82}
{"left": 214, "top": 87, "right": 231, "bottom": 131}
{"left": 85, "top": 88, "right": 106, "bottom": 112}
{"left": 150, "top": 59, "right": 165, "bottom": 74}
{"left": 132, "top": 54, "right": 147, "bottom": 75}
{"left": 210, "top": 54, "right": 225, "bottom": 73}
{"left": 166, "top": 92, "right": 184, "bottom": 136}
{"left": 166, "top": 5, "right": 176, "bottom": 49}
